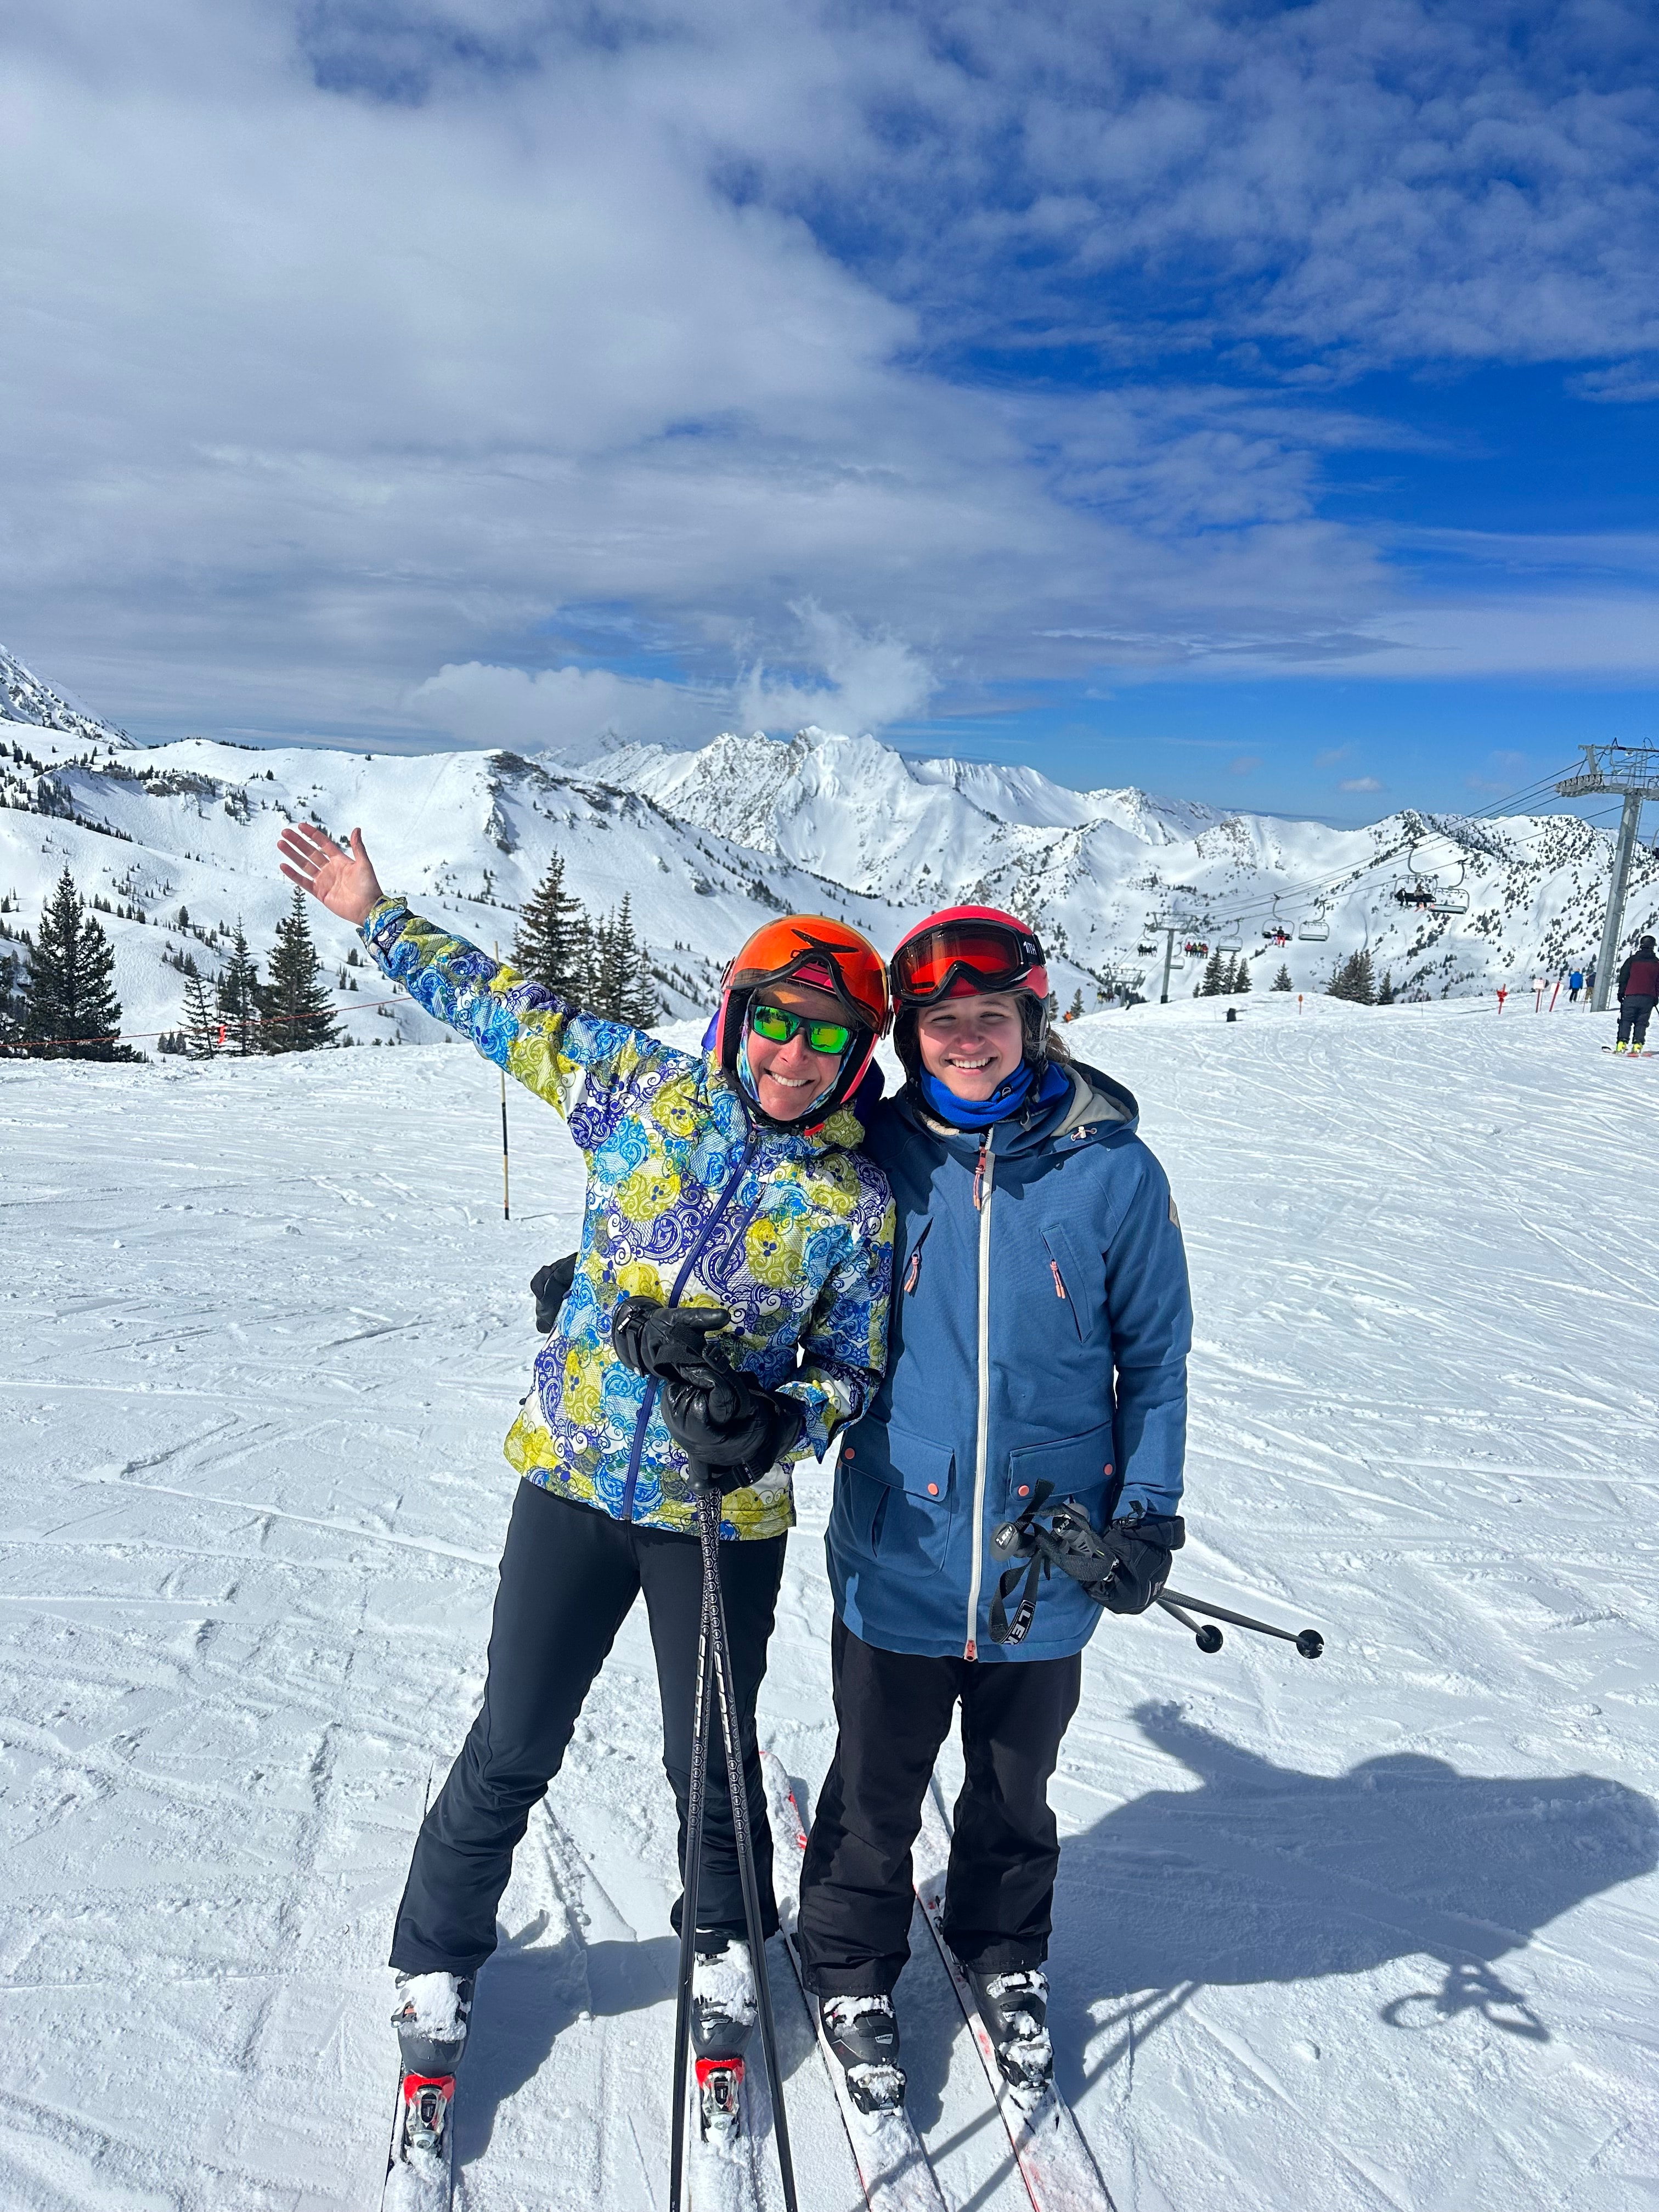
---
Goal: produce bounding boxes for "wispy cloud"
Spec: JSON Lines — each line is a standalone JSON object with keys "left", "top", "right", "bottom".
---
{"left": 1340, "top": 776, "right": 1385, "bottom": 793}
{"left": 1229, "top": 754, "right": 1262, "bottom": 775}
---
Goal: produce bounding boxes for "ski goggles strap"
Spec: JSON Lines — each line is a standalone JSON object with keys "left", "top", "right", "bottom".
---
{"left": 891, "top": 919, "right": 1045, "bottom": 1005}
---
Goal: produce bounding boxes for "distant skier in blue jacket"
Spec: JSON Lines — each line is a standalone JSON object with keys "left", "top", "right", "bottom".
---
{"left": 797, "top": 906, "right": 1192, "bottom": 2113}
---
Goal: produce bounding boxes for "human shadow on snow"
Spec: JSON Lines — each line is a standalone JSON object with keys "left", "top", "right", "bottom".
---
{"left": 1014, "top": 1700, "right": 1658, "bottom": 2111}
{"left": 456, "top": 1904, "right": 679, "bottom": 2164}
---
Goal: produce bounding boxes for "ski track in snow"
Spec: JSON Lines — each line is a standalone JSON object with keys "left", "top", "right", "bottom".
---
{"left": 2, "top": 996, "right": 1656, "bottom": 2210}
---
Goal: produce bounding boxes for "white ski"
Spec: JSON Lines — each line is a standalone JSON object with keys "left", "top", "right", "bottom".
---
{"left": 378, "top": 2067, "right": 457, "bottom": 2212}
{"left": 913, "top": 1779, "right": 1116, "bottom": 2212}
{"left": 761, "top": 1751, "right": 950, "bottom": 2212}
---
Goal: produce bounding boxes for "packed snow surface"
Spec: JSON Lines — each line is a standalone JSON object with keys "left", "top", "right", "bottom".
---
{"left": 3, "top": 994, "right": 1656, "bottom": 2210}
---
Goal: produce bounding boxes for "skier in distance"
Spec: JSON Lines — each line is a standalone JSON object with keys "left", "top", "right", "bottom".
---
{"left": 1614, "top": 934, "right": 1659, "bottom": 1054}
{"left": 275, "top": 823, "right": 894, "bottom": 2141}
{"left": 795, "top": 906, "right": 1191, "bottom": 2111}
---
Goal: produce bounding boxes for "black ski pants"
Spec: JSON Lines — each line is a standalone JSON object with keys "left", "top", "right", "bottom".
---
{"left": 1617, "top": 994, "right": 1656, "bottom": 1047}
{"left": 795, "top": 1617, "right": 1082, "bottom": 1997}
{"left": 391, "top": 1479, "right": 786, "bottom": 1978}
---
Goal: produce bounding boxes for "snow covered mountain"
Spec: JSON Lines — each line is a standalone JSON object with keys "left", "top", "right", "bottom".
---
{"left": 1, "top": 644, "right": 131, "bottom": 750}
{"left": 3, "top": 645, "right": 1654, "bottom": 1054}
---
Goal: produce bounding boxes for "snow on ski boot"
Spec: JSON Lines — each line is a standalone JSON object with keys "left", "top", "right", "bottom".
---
{"left": 967, "top": 1966, "right": 1053, "bottom": 2099}
{"left": 391, "top": 1971, "right": 472, "bottom": 2169}
{"left": 819, "top": 1993, "right": 906, "bottom": 2115}
{"left": 691, "top": 1936, "right": 758, "bottom": 2136}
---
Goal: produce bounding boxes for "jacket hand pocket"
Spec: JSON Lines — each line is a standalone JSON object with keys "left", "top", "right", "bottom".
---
{"left": 1041, "top": 1224, "right": 1095, "bottom": 1344}
{"left": 839, "top": 1422, "right": 957, "bottom": 1573}
{"left": 1005, "top": 1417, "right": 1116, "bottom": 1520}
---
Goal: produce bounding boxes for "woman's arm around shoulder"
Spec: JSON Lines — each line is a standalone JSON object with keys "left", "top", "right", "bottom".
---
{"left": 776, "top": 1155, "right": 896, "bottom": 1462}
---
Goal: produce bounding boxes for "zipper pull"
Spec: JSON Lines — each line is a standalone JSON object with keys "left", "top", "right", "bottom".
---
{"left": 904, "top": 1248, "right": 922, "bottom": 1294}
{"left": 972, "top": 1132, "right": 989, "bottom": 1212}
{"left": 1049, "top": 1258, "right": 1067, "bottom": 1300}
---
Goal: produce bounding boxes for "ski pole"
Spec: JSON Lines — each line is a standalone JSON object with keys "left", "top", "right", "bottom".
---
{"left": 694, "top": 1471, "right": 799, "bottom": 2212}
{"left": 1157, "top": 1586, "right": 1325, "bottom": 1660}
{"left": 668, "top": 1518, "right": 717, "bottom": 2212}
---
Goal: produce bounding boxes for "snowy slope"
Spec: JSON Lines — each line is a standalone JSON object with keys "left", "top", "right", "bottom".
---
{"left": 1, "top": 644, "right": 131, "bottom": 751}
{"left": 4, "top": 643, "right": 1658, "bottom": 1056}
{"left": 591, "top": 725, "right": 1659, "bottom": 1003}
{"left": 2, "top": 997, "right": 1655, "bottom": 2211}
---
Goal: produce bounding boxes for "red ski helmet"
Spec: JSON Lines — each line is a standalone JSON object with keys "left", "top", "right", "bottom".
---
{"left": 714, "top": 914, "right": 891, "bottom": 1128}
{"left": 890, "top": 905, "right": 1050, "bottom": 1075}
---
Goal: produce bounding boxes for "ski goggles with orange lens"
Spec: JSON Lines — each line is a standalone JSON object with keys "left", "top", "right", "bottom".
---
{"left": 891, "top": 919, "right": 1046, "bottom": 1006}
{"left": 748, "top": 1002, "right": 855, "bottom": 1055}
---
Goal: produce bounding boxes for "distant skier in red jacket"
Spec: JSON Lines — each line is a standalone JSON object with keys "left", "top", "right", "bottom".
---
{"left": 1615, "top": 935, "right": 1659, "bottom": 1054}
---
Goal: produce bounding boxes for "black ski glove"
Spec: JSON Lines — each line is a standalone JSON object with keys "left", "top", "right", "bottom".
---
{"left": 611, "top": 1295, "right": 733, "bottom": 1379}
{"left": 659, "top": 1366, "right": 805, "bottom": 1494}
{"left": 1096, "top": 1513, "right": 1183, "bottom": 1615}
{"left": 531, "top": 1251, "right": 578, "bottom": 1334}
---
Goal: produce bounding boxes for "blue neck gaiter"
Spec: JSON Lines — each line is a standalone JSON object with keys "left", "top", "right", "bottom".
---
{"left": 917, "top": 1058, "right": 1066, "bottom": 1130}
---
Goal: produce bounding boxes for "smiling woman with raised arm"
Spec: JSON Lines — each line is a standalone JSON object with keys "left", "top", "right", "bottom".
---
{"left": 275, "top": 822, "right": 894, "bottom": 2158}
{"left": 794, "top": 904, "right": 1192, "bottom": 2114}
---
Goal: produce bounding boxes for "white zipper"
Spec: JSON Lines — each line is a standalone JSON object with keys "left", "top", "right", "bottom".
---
{"left": 964, "top": 1128, "right": 995, "bottom": 1660}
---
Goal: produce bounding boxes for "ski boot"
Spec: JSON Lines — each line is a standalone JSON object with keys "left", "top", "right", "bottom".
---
{"left": 819, "top": 1993, "right": 906, "bottom": 2114}
{"left": 691, "top": 1936, "right": 757, "bottom": 2137}
{"left": 966, "top": 1966, "right": 1053, "bottom": 2099}
{"left": 391, "top": 1971, "right": 472, "bottom": 2163}
{"left": 1615, "top": 1041, "right": 1629, "bottom": 1053}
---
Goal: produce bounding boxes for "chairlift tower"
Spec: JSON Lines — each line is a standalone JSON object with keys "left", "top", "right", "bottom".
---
{"left": 1147, "top": 914, "right": 1199, "bottom": 1005}
{"left": 1556, "top": 744, "right": 1659, "bottom": 1011}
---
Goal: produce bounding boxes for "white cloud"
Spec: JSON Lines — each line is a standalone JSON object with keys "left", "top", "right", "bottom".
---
{"left": 735, "top": 607, "right": 938, "bottom": 736}
{"left": 405, "top": 663, "right": 720, "bottom": 754}
{"left": 1339, "top": 775, "right": 1385, "bottom": 793}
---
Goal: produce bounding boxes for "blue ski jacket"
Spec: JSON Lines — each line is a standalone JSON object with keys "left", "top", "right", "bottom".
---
{"left": 827, "top": 1059, "right": 1191, "bottom": 1662}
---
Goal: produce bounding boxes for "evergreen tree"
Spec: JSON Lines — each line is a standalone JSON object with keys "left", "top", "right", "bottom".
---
{"left": 1199, "top": 947, "right": 1224, "bottom": 996}
{"left": 1234, "top": 952, "right": 1252, "bottom": 995}
{"left": 513, "top": 854, "right": 592, "bottom": 995}
{"left": 182, "top": 969, "right": 221, "bottom": 1057}
{"left": 1328, "top": 950, "right": 1376, "bottom": 1005}
{"left": 0, "top": 947, "right": 24, "bottom": 1046}
{"left": 258, "top": 888, "right": 340, "bottom": 1052}
{"left": 512, "top": 850, "right": 586, "bottom": 997}
{"left": 591, "top": 895, "right": 658, "bottom": 1024}
{"left": 1066, "top": 986, "right": 1084, "bottom": 1020}
{"left": 23, "top": 866, "right": 133, "bottom": 1059}
{"left": 1271, "top": 962, "right": 1294, "bottom": 991}
{"left": 1376, "top": 969, "right": 1396, "bottom": 1006}
{"left": 216, "top": 920, "right": 262, "bottom": 1054}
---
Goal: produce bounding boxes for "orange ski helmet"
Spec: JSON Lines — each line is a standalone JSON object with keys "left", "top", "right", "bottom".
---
{"left": 715, "top": 915, "right": 891, "bottom": 1128}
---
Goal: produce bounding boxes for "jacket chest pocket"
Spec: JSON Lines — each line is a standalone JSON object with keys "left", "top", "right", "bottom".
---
{"left": 840, "top": 1421, "right": 957, "bottom": 1575}
{"left": 1040, "top": 1222, "right": 1097, "bottom": 1344}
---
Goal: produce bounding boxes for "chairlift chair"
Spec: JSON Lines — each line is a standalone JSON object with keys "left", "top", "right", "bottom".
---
{"left": 1430, "top": 859, "right": 1470, "bottom": 917}
{"left": 1299, "top": 907, "right": 1331, "bottom": 943}
{"left": 1220, "top": 918, "right": 1243, "bottom": 950}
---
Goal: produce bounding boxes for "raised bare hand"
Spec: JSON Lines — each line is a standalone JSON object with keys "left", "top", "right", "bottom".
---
{"left": 277, "top": 823, "right": 385, "bottom": 927}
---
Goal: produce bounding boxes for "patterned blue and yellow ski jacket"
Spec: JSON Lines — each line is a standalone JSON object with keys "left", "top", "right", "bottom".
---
{"left": 362, "top": 899, "right": 895, "bottom": 1541}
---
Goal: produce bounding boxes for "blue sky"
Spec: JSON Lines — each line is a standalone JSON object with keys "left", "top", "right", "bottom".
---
{"left": 3, "top": 0, "right": 1657, "bottom": 823}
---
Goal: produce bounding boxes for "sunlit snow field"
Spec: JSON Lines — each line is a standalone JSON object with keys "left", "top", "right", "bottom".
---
{"left": 2, "top": 994, "right": 1655, "bottom": 2211}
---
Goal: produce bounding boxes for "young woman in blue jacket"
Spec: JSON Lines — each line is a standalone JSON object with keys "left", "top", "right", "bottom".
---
{"left": 796, "top": 905, "right": 1192, "bottom": 2111}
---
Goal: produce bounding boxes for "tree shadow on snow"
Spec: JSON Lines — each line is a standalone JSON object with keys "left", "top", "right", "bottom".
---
{"left": 455, "top": 1904, "right": 679, "bottom": 2163}
{"left": 1042, "top": 1700, "right": 1658, "bottom": 2104}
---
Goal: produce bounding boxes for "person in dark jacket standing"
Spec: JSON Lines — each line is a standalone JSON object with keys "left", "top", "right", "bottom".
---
{"left": 1615, "top": 935, "right": 1659, "bottom": 1054}
{"left": 795, "top": 905, "right": 1190, "bottom": 2111}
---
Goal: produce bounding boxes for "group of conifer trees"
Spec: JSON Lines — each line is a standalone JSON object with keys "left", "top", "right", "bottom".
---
{"left": 510, "top": 854, "right": 659, "bottom": 1025}
{"left": 1197, "top": 947, "right": 1254, "bottom": 997}
{"left": 164, "top": 888, "right": 341, "bottom": 1057}
{"left": 1326, "top": 950, "right": 1396, "bottom": 1005}
{"left": 0, "top": 866, "right": 139, "bottom": 1058}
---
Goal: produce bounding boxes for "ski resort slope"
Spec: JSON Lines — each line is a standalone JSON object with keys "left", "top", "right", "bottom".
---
{"left": 2, "top": 994, "right": 1655, "bottom": 2212}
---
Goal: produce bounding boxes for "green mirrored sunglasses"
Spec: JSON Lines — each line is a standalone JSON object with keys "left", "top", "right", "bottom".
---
{"left": 748, "top": 1002, "right": 854, "bottom": 1054}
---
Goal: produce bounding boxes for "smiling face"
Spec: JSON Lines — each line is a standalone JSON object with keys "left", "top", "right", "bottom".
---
{"left": 914, "top": 991, "right": 1027, "bottom": 1100}
{"left": 742, "top": 980, "right": 853, "bottom": 1121}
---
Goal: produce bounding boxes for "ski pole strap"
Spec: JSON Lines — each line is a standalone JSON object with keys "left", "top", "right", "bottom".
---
{"left": 990, "top": 1551, "right": 1044, "bottom": 1645}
